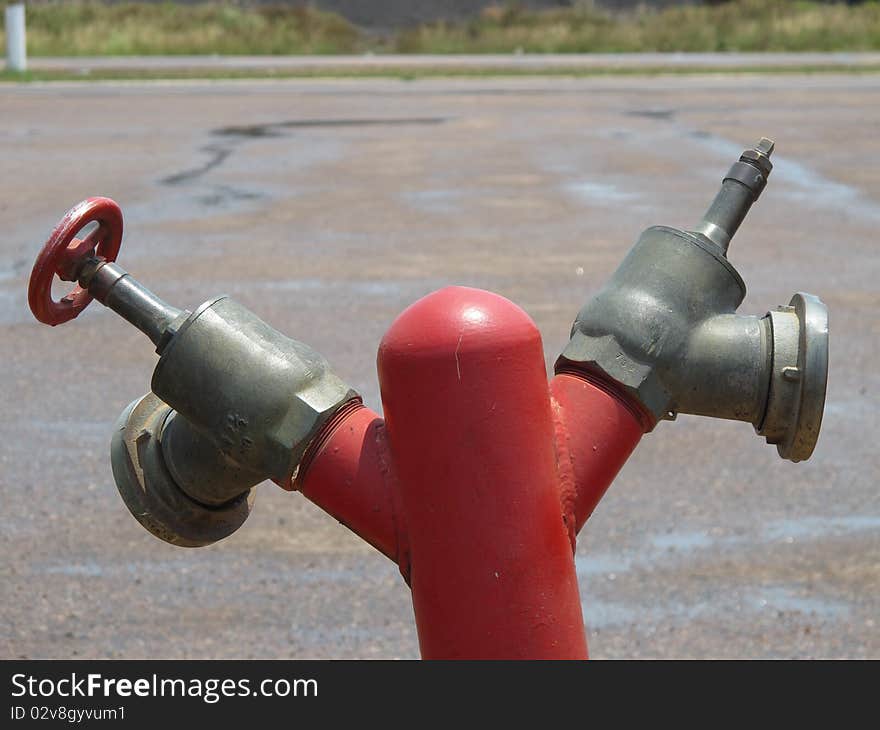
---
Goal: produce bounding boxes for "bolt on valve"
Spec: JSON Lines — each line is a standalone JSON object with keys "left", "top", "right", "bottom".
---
{"left": 557, "top": 138, "right": 828, "bottom": 461}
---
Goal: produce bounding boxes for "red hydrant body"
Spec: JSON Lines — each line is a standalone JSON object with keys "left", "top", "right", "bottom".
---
{"left": 299, "top": 287, "right": 645, "bottom": 659}
{"left": 378, "top": 287, "right": 587, "bottom": 659}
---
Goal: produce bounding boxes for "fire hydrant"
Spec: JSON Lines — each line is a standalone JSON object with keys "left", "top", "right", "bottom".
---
{"left": 28, "top": 139, "right": 828, "bottom": 659}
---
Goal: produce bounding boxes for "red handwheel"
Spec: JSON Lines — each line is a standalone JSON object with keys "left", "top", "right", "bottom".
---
{"left": 28, "top": 197, "right": 123, "bottom": 326}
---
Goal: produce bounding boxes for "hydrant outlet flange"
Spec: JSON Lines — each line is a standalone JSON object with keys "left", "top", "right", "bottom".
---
{"left": 757, "top": 292, "right": 829, "bottom": 462}
{"left": 110, "top": 393, "right": 255, "bottom": 547}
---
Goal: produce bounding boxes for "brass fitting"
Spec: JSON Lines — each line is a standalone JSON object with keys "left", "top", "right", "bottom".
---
{"left": 557, "top": 139, "right": 829, "bottom": 462}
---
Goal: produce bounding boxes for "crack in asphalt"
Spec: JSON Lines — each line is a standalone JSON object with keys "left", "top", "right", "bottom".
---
{"left": 161, "top": 116, "right": 448, "bottom": 188}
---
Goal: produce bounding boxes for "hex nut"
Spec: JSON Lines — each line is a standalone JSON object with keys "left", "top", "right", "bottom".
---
{"left": 559, "top": 330, "right": 670, "bottom": 423}
{"left": 739, "top": 148, "right": 773, "bottom": 178}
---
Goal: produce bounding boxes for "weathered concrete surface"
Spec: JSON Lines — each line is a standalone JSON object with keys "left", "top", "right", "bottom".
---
{"left": 0, "top": 75, "right": 877, "bottom": 659}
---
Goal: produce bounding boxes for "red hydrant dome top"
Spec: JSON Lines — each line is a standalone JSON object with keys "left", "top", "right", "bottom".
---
{"left": 379, "top": 285, "right": 543, "bottom": 362}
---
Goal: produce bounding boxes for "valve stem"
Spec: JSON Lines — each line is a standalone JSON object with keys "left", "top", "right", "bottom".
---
{"left": 77, "top": 257, "right": 184, "bottom": 351}
{"left": 694, "top": 137, "right": 775, "bottom": 254}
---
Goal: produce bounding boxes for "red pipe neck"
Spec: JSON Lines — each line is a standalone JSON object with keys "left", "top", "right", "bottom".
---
{"left": 296, "top": 287, "right": 646, "bottom": 658}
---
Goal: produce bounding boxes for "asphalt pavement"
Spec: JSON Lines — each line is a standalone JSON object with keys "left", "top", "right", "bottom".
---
{"left": 1, "top": 74, "right": 877, "bottom": 658}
